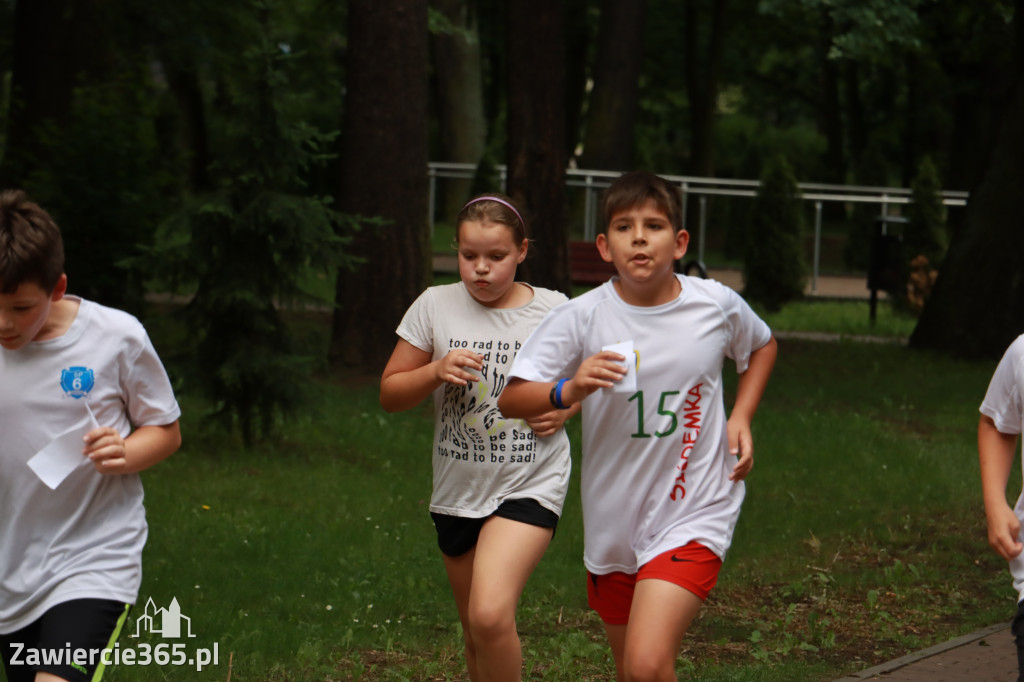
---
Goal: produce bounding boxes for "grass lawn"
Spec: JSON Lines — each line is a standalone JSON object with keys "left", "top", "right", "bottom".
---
{"left": 97, "top": 302, "right": 1015, "bottom": 681}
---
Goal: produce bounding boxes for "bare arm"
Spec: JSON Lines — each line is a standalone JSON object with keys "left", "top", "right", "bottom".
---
{"left": 727, "top": 336, "right": 778, "bottom": 482}
{"left": 979, "top": 414, "right": 1023, "bottom": 560}
{"left": 498, "top": 350, "right": 628, "bottom": 419}
{"left": 380, "top": 338, "right": 484, "bottom": 413}
{"left": 85, "top": 421, "right": 181, "bottom": 475}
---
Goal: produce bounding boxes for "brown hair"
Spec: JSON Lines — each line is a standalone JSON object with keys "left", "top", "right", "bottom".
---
{"left": 455, "top": 193, "right": 528, "bottom": 246}
{"left": 0, "top": 189, "right": 65, "bottom": 294}
{"left": 600, "top": 170, "right": 684, "bottom": 234}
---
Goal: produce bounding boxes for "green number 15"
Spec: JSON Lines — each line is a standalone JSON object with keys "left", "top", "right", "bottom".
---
{"left": 627, "top": 390, "right": 681, "bottom": 439}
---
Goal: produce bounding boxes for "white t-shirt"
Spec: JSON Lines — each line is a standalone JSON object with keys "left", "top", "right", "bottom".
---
{"left": 509, "top": 275, "right": 772, "bottom": 574}
{"left": 0, "top": 297, "right": 181, "bottom": 633}
{"left": 979, "top": 334, "right": 1024, "bottom": 603}
{"left": 397, "top": 282, "right": 572, "bottom": 518}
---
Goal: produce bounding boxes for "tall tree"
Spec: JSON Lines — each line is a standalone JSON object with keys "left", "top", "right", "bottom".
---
{"left": 506, "top": 0, "right": 571, "bottom": 295}
{"left": 910, "top": 0, "right": 1023, "bottom": 358}
{"left": 684, "top": 0, "right": 729, "bottom": 176}
{"left": 1, "top": 0, "right": 109, "bottom": 185}
{"left": 330, "top": 0, "right": 430, "bottom": 372}
{"left": 578, "top": 0, "right": 646, "bottom": 171}
{"left": 431, "top": 0, "right": 487, "bottom": 217}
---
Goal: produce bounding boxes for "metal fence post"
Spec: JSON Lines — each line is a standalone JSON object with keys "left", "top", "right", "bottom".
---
{"left": 428, "top": 166, "right": 437, "bottom": 238}
{"left": 698, "top": 196, "right": 707, "bottom": 268}
{"left": 812, "top": 200, "right": 822, "bottom": 294}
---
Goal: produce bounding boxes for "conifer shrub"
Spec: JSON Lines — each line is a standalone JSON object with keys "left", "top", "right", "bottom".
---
{"left": 902, "top": 156, "right": 946, "bottom": 311}
{"left": 140, "top": 16, "right": 359, "bottom": 445}
{"left": 743, "top": 154, "right": 806, "bottom": 312}
{"left": 906, "top": 156, "right": 946, "bottom": 263}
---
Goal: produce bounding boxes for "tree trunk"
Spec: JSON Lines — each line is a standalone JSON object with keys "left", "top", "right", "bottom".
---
{"left": 329, "top": 0, "right": 430, "bottom": 373}
{"left": 1, "top": 0, "right": 108, "bottom": 185}
{"left": 684, "top": 0, "right": 728, "bottom": 177}
{"left": 818, "top": 12, "right": 845, "bottom": 186}
{"left": 506, "top": 0, "right": 571, "bottom": 296}
{"left": 431, "top": 0, "right": 487, "bottom": 217}
{"left": 163, "top": 60, "right": 212, "bottom": 192}
{"left": 563, "top": 0, "right": 596, "bottom": 160}
{"left": 910, "top": 0, "right": 1024, "bottom": 359}
{"left": 578, "top": 0, "right": 646, "bottom": 171}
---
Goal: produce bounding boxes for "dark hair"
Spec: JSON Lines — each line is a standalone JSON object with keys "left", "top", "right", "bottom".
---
{"left": 600, "top": 170, "right": 684, "bottom": 233}
{"left": 0, "top": 189, "right": 65, "bottom": 294}
{"left": 455, "top": 193, "right": 528, "bottom": 245}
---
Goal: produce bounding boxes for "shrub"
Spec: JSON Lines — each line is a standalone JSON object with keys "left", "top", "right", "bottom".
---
{"left": 743, "top": 154, "right": 806, "bottom": 312}
{"left": 905, "top": 156, "right": 946, "bottom": 266}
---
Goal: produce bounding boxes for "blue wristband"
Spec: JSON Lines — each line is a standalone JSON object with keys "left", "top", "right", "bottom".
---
{"left": 552, "top": 378, "right": 570, "bottom": 410}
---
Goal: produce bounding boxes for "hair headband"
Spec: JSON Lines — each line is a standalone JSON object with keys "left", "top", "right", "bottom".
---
{"left": 462, "top": 196, "right": 525, "bottom": 230}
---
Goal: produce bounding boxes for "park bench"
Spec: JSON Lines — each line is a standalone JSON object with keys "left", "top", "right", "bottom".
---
{"left": 569, "top": 240, "right": 617, "bottom": 286}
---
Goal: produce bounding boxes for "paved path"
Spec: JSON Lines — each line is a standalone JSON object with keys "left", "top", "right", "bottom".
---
{"left": 705, "top": 268, "right": 876, "bottom": 300}
{"left": 835, "top": 623, "right": 1017, "bottom": 681}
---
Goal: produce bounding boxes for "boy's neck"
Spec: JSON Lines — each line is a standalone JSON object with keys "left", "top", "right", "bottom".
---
{"left": 613, "top": 274, "right": 681, "bottom": 307}
{"left": 37, "top": 297, "right": 80, "bottom": 341}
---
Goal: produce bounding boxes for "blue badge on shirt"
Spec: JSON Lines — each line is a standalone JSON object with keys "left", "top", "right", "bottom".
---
{"left": 60, "top": 366, "right": 95, "bottom": 399}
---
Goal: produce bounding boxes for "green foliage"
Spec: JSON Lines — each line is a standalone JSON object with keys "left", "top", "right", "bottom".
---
{"left": 714, "top": 115, "right": 826, "bottom": 260}
{"left": 760, "top": 0, "right": 925, "bottom": 62}
{"left": 22, "top": 76, "right": 175, "bottom": 311}
{"left": 141, "top": 2, "right": 358, "bottom": 445}
{"left": 743, "top": 155, "right": 807, "bottom": 312}
{"left": 905, "top": 156, "right": 946, "bottom": 265}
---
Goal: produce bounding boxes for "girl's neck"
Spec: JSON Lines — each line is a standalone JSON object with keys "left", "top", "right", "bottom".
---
{"left": 476, "top": 281, "right": 534, "bottom": 309}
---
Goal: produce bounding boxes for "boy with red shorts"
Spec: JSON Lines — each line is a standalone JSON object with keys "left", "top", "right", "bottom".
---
{"left": 499, "top": 171, "right": 777, "bottom": 681}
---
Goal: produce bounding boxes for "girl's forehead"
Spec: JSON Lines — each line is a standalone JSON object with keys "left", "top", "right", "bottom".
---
{"left": 458, "top": 220, "right": 522, "bottom": 245}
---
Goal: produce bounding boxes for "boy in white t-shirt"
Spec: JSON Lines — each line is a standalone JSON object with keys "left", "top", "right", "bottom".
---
{"left": 0, "top": 190, "right": 181, "bottom": 682}
{"left": 498, "top": 170, "right": 777, "bottom": 681}
{"left": 979, "top": 334, "right": 1024, "bottom": 681}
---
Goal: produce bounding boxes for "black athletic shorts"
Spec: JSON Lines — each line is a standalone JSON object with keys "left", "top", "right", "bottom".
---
{"left": 431, "top": 498, "right": 559, "bottom": 557}
{"left": 0, "top": 599, "right": 131, "bottom": 682}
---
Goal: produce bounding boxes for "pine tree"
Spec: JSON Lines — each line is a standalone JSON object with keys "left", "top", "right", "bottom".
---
{"left": 143, "top": 5, "right": 357, "bottom": 444}
{"left": 743, "top": 155, "right": 806, "bottom": 312}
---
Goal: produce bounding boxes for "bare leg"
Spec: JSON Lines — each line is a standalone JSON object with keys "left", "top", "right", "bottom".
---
{"left": 442, "top": 545, "right": 481, "bottom": 680}
{"left": 468, "top": 516, "right": 553, "bottom": 681}
{"left": 602, "top": 622, "right": 628, "bottom": 682}
{"left": 621, "top": 579, "right": 703, "bottom": 682}
{"left": 441, "top": 517, "right": 553, "bottom": 682}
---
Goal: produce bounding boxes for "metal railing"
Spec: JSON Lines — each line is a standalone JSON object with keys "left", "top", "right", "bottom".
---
{"left": 427, "top": 162, "right": 969, "bottom": 293}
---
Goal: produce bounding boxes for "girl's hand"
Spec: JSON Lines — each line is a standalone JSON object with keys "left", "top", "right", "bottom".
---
{"left": 527, "top": 409, "right": 570, "bottom": 437}
{"left": 84, "top": 427, "right": 129, "bottom": 475}
{"left": 435, "top": 349, "right": 485, "bottom": 386}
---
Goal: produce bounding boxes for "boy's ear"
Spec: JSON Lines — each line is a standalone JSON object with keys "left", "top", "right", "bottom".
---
{"left": 596, "top": 234, "right": 613, "bottom": 263}
{"left": 50, "top": 274, "right": 68, "bottom": 301}
{"left": 674, "top": 229, "right": 690, "bottom": 261}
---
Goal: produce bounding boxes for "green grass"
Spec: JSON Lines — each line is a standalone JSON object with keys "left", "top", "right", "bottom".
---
{"left": 753, "top": 299, "right": 917, "bottom": 339}
{"left": 93, "top": 303, "right": 1014, "bottom": 681}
